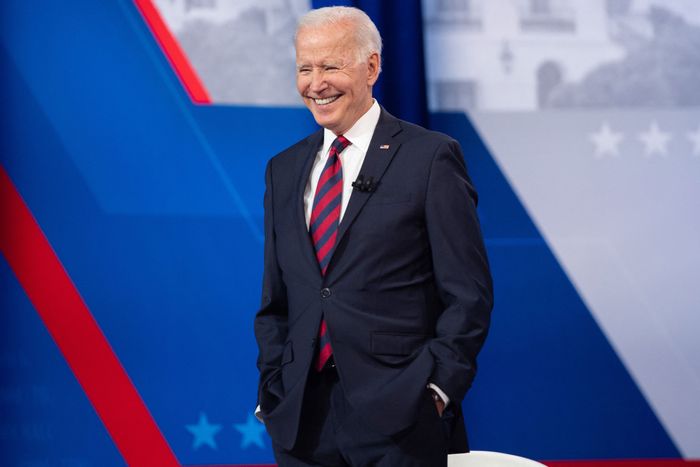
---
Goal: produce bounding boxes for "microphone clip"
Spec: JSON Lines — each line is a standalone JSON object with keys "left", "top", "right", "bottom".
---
{"left": 352, "top": 175, "right": 377, "bottom": 193}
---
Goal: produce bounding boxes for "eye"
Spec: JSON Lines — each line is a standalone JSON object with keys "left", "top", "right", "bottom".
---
{"left": 324, "top": 65, "right": 339, "bottom": 72}
{"left": 298, "top": 67, "right": 311, "bottom": 75}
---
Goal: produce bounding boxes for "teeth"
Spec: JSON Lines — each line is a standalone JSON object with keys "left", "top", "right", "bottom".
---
{"left": 314, "top": 96, "right": 339, "bottom": 105}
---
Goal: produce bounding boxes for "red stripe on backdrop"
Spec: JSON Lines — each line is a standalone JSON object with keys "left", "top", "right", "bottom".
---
{"left": 133, "top": 0, "right": 212, "bottom": 104}
{"left": 0, "top": 165, "right": 180, "bottom": 466}
{"left": 545, "top": 460, "right": 700, "bottom": 466}
{"left": 185, "top": 460, "right": 700, "bottom": 467}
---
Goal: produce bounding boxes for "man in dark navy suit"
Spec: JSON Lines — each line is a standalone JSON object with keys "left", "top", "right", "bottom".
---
{"left": 254, "top": 6, "right": 493, "bottom": 466}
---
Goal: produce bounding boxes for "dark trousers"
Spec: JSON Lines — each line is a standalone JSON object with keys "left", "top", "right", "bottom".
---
{"left": 272, "top": 366, "right": 451, "bottom": 467}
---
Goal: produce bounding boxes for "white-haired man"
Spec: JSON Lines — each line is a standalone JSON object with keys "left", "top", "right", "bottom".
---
{"left": 254, "top": 6, "right": 493, "bottom": 466}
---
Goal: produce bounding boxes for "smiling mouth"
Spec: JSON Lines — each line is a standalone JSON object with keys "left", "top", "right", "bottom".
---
{"left": 312, "top": 95, "right": 340, "bottom": 106}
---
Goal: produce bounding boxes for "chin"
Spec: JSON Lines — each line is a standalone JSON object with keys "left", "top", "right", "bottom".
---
{"left": 312, "top": 113, "right": 340, "bottom": 131}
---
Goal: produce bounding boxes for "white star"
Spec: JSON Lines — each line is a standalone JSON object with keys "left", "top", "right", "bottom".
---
{"left": 234, "top": 413, "right": 266, "bottom": 449}
{"left": 638, "top": 120, "right": 671, "bottom": 157}
{"left": 687, "top": 125, "right": 700, "bottom": 157}
{"left": 589, "top": 122, "right": 624, "bottom": 158}
{"left": 186, "top": 412, "right": 222, "bottom": 450}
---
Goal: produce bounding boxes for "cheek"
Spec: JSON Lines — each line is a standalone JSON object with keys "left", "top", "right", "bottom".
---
{"left": 296, "top": 77, "right": 308, "bottom": 95}
{"left": 328, "top": 77, "right": 351, "bottom": 99}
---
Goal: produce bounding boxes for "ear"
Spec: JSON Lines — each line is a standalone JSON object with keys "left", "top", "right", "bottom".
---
{"left": 366, "top": 52, "right": 380, "bottom": 86}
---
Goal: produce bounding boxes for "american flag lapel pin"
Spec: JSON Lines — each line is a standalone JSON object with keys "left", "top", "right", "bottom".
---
{"left": 379, "top": 144, "right": 390, "bottom": 150}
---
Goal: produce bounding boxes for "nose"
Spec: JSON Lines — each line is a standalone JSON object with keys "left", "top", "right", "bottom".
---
{"left": 309, "top": 69, "right": 327, "bottom": 94}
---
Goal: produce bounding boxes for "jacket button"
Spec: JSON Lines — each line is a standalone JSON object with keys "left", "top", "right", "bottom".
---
{"left": 320, "top": 288, "right": 331, "bottom": 298}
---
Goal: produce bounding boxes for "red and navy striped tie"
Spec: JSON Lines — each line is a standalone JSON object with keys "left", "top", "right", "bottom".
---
{"left": 310, "top": 135, "right": 350, "bottom": 371}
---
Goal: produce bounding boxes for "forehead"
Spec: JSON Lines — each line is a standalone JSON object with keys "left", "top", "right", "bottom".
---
{"left": 295, "top": 23, "right": 357, "bottom": 62}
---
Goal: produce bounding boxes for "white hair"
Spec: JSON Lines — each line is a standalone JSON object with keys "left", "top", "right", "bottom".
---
{"left": 296, "top": 6, "right": 383, "bottom": 71}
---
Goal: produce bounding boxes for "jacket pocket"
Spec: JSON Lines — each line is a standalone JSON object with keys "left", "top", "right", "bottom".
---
{"left": 365, "top": 192, "right": 412, "bottom": 206}
{"left": 262, "top": 342, "right": 293, "bottom": 405}
{"left": 281, "top": 341, "right": 294, "bottom": 365}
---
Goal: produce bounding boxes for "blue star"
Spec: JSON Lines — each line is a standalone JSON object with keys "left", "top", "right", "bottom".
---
{"left": 233, "top": 413, "right": 267, "bottom": 449}
{"left": 186, "top": 412, "right": 223, "bottom": 450}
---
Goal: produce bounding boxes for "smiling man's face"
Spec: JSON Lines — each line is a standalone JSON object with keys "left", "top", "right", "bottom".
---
{"left": 295, "top": 21, "right": 379, "bottom": 135}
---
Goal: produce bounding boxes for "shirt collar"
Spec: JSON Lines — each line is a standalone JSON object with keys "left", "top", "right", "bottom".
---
{"left": 322, "top": 99, "right": 381, "bottom": 157}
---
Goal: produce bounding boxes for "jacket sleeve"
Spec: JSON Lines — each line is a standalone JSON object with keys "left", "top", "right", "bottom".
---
{"left": 254, "top": 159, "right": 289, "bottom": 407}
{"left": 425, "top": 139, "right": 494, "bottom": 404}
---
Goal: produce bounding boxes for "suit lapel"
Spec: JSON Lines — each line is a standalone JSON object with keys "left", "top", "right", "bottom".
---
{"left": 295, "top": 130, "right": 324, "bottom": 276}
{"left": 335, "top": 110, "right": 403, "bottom": 250}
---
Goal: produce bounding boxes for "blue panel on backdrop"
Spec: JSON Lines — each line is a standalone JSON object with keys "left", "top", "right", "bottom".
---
{"left": 0, "top": 257, "right": 125, "bottom": 466}
{"left": 3, "top": 0, "right": 256, "bottom": 218}
{"left": 1, "top": 0, "right": 286, "bottom": 463}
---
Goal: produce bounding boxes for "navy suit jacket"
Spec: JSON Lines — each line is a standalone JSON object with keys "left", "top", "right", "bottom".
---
{"left": 254, "top": 109, "right": 493, "bottom": 452}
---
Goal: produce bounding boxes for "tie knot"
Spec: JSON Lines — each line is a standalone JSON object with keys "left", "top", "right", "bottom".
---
{"left": 330, "top": 135, "right": 351, "bottom": 157}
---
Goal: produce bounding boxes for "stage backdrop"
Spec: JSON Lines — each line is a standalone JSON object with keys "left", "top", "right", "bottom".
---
{"left": 1, "top": 0, "right": 698, "bottom": 466}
